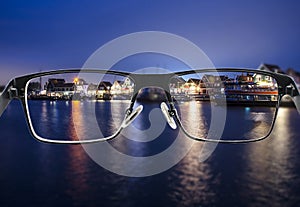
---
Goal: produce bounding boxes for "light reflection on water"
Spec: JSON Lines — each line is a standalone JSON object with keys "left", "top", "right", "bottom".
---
{"left": 176, "top": 101, "right": 276, "bottom": 141}
{"left": 29, "top": 100, "right": 276, "bottom": 142}
{"left": 242, "top": 107, "right": 300, "bottom": 206}
{"left": 65, "top": 144, "right": 90, "bottom": 200}
{"left": 167, "top": 142, "right": 218, "bottom": 206}
{"left": 28, "top": 100, "right": 130, "bottom": 140}
{"left": 0, "top": 100, "right": 300, "bottom": 206}
{"left": 179, "top": 101, "right": 209, "bottom": 138}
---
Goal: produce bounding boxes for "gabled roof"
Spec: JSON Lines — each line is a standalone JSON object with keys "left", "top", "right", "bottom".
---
{"left": 202, "top": 74, "right": 220, "bottom": 83}
{"left": 98, "top": 81, "right": 112, "bottom": 90}
{"left": 101, "top": 81, "right": 112, "bottom": 87}
{"left": 47, "top": 78, "right": 75, "bottom": 88}
{"left": 287, "top": 68, "right": 300, "bottom": 76}
{"left": 113, "top": 80, "right": 124, "bottom": 85}
{"left": 259, "top": 63, "right": 284, "bottom": 74}
{"left": 170, "top": 76, "right": 185, "bottom": 84}
{"left": 187, "top": 78, "right": 201, "bottom": 84}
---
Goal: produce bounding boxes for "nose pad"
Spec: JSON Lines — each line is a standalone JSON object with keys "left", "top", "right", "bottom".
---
{"left": 160, "top": 102, "right": 177, "bottom": 129}
{"left": 121, "top": 105, "right": 144, "bottom": 128}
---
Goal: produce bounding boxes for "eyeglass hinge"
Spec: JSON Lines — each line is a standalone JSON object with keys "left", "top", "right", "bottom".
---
{"left": 168, "top": 102, "right": 177, "bottom": 117}
{"left": 168, "top": 110, "right": 175, "bottom": 117}
{"left": 125, "top": 108, "right": 132, "bottom": 117}
{"left": 285, "top": 84, "right": 296, "bottom": 96}
{"left": 8, "top": 86, "right": 19, "bottom": 99}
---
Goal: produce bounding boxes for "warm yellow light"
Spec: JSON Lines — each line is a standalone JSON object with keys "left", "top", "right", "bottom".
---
{"left": 257, "top": 81, "right": 273, "bottom": 87}
{"left": 74, "top": 78, "right": 78, "bottom": 83}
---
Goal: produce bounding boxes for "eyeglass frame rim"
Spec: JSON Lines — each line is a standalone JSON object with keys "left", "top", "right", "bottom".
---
{"left": 0, "top": 68, "right": 299, "bottom": 144}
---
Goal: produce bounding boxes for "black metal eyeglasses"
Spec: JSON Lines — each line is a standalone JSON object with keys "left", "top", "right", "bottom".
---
{"left": 0, "top": 68, "right": 299, "bottom": 144}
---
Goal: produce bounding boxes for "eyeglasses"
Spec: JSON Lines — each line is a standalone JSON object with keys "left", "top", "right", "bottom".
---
{"left": 0, "top": 68, "right": 299, "bottom": 144}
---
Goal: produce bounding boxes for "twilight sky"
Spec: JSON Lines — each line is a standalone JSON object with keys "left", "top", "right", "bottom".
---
{"left": 1, "top": 0, "right": 300, "bottom": 84}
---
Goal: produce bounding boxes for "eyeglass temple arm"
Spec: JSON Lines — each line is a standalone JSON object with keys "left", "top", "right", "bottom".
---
{"left": 293, "top": 96, "right": 300, "bottom": 114}
{"left": 285, "top": 77, "right": 300, "bottom": 114}
{"left": 291, "top": 87, "right": 300, "bottom": 114}
{"left": 0, "top": 80, "right": 16, "bottom": 117}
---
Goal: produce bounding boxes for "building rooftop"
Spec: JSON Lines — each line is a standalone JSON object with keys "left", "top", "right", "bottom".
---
{"left": 259, "top": 63, "right": 285, "bottom": 74}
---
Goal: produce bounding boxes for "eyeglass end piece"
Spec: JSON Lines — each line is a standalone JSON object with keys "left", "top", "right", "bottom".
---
{"left": 292, "top": 96, "right": 300, "bottom": 114}
{"left": 0, "top": 88, "right": 12, "bottom": 118}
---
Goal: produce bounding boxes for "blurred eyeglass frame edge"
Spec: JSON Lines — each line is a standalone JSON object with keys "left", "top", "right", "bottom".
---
{"left": 0, "top": 68, "right": 299, "bottom": 144}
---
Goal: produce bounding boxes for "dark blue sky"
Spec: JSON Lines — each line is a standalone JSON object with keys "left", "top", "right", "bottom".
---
{"left": 1, "top": 0, "right": 300, "bottom": 84}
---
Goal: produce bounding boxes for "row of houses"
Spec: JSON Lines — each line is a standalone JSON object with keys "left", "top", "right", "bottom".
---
{"left": 28, "top": 77, "right": 134, "bottom": 100}
{"left": 27, "top": 63, "right": 300, "bottom": 100}
{"left": 170, "top": 63, "right": 300, "bottom": 95}
{"left": 41, "top": 73, "right": 267, "bottom": 99}
{"left": 170, "top": 69, "right": 277, "bottom": 95}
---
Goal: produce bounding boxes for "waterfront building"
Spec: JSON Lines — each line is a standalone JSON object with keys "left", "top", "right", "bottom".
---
{"left": 96, "top": 81, "right": 112, "bottom": 99}
{"left": 46, "top": 79, "right": 75, "bottom": 98}
{"left": 184, "top": 78, "right": 201, "bottom": 94}
{"left": 74, "top": 78, "right": 89, "bottom": 95}
{"left": 111, "top": 80, "right": 123, "bottom": 94}
{"left": 111, "top": 78, "right": 134, "bottom": 95}
{"left": 169, "top": 77, "right": 185, "bottom": 94}
{"left": 87, "top": 83, "right": 98, "bottom": 96}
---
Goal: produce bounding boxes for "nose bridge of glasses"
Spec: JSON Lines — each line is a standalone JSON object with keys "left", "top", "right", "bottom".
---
{"left": 130, "top": 74, "right": 172, "bottom": 90}
{"left": 122, "top": 74, "right": 179, "bottom": 129}
{"left": 129, "top": 73, "right": 172, "bottom": 107}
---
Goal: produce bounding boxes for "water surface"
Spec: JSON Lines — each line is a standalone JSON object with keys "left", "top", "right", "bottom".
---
{"left": 0, "top": 100, "right": 299, "bottom": 207}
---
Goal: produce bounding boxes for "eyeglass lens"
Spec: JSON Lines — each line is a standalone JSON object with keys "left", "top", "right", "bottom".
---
{"left": 170, "top": 71, "right": 278, "bottom": 141}
{"left": 26, "top": 73, "right": 134, "bottom": 141}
